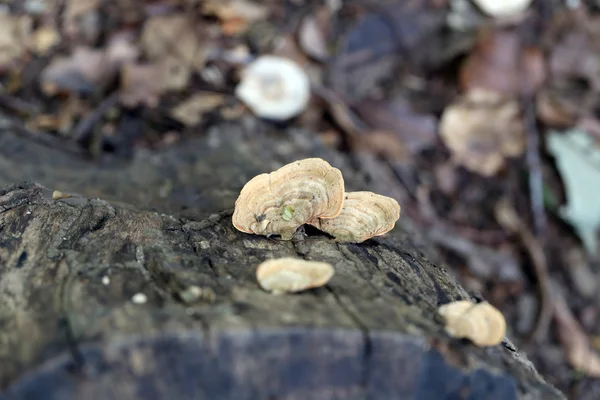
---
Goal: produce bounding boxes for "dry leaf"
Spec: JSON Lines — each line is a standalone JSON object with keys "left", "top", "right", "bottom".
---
{"left": 203, "top": 0, "right": 268, "bottom": 36}
{"left": 30, "top": 24, "right": 60, "bottom": 55}
{"left": 535, "top": 88, "right": 578, "bottom": 128}
{"left": 0, "top": 13, "right": 32, "bottom": 72}
{"left": 106, "top": 31, "right": 140, "bottom": 67}
{"left": 170, "top": 92, "right": 226, "bottom": 126}
{"left": 298, "top": 13, "right": 329, "bottom": 62}
{"left": 40, "top": 46, "right": 112, "bottom": 95}
{"left": 460, "top": 28, "right": 545, "bottom": 96}
{"left": 63, "top": 0, "right": 101, "bottom": 44}
{"left": 549, "top": 30, "right": 600, "bottom": 91}
{"left": 119, "top": 63, "right": 163, "bottom": 108}
{"left": 140, "top": 14, "right": 207, "bottom": 82}
{"left": 356, "top": 97, "right": 438, "bottom": 158}
{"left": 439, "top": 88, "right": 525, "bottom": 176}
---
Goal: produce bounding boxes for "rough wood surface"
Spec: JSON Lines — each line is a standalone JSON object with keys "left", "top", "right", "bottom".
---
{"left": 0, "top": 117, "right": 564, "bottom": 399}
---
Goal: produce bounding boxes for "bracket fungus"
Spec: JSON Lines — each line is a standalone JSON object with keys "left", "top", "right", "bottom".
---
{"left": 438, "top": 300, "right": 506, "bottom": 347}
{"left": 310, "top": 191, "right": 401, "bottom": 243}
{"left": 235, "top": 55, "right": 311, "bottom": 121}
{"left": 232, "top": 158, "right": 345, "bottom": 240}
{"left": 256, "top": 257, "right": 334, "bottom": 294}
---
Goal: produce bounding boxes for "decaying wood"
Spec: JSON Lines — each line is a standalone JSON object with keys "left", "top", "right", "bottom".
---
{"left": 0, "top": 116, "right": 564, "bottom": 399}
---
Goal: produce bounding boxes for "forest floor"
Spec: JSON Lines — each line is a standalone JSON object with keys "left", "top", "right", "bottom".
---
{"left": 2, "top": 0, "right": 600, "bottom": 398}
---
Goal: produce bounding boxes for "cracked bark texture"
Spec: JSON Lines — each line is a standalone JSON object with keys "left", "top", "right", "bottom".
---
{"left": 0, "top": 117, "right": 564, "bottom": 400}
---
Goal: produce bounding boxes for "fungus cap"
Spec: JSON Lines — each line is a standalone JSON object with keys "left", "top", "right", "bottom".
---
{"left": 232, "top": 158, "right": 345, "bottom": 240}
{"left": 472, "top": 0, "right": 532, "bottom": 18}
{"left": 438, "top": 300, "right": 506, "bottom": 347}
{"left": 256, "top": 257, "right": 334, "bottom": 294}
{"left": 235, "top": 55, "right": 310, "bottom": 120}
{"left": 310, "top": 191, "right": 401, "bottom": 243}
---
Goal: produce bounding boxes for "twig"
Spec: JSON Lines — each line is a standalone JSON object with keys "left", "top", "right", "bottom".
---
{"left": 494, "top": 198, "right": 552, "bottom": 347}
{"left": 72, "top": 92, "right": 119, "bottom": 142}
{"left": 521, "top": 92, "right": 546, "bottom": 236}
{"left": 0, "top": 93, "right": 40, "bottom": 116}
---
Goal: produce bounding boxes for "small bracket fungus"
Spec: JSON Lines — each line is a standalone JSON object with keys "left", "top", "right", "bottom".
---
{"left": 232, "top": 158, "right": 345, "bottom": 240}
{"left": 52, "top": 190, "right": 72, "bottom": 200}
{"left": 235, "top": 55, "right": 311, "bottom": 121}
{"left": 310, "top": 191, "right": 401, "bottom": 243}
{"left": 256, "top": 257, "right": 334, "bottom": 294}
{"left": 438, "top": 300, "right": 506, "bottom": 347}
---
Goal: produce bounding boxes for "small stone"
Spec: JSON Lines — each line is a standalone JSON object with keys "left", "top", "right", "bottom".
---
{"left": 101, "top": 276, "right": 110, "bottom": 285}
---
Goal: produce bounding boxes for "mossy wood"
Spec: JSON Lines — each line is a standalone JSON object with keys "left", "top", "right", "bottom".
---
{"left": 0, "top": 119, "right": 564, "bottom": 399}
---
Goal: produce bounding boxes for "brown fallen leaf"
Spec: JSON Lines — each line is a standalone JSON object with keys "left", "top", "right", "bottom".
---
{"left": 439, "top": 88, "right": 525, "bottom": 176}
{"left": 0, "top": 13, "right": 32, "bottom": 73}
{"left": 30, "top": 24, "right": 60, "bottom": 55}
{"left": 105, "top": 31, "right": 140, "bottom": 67}
{"left": 535, "top": 88, "right": 578, "bottom": 128}
{"left": 140, "top": 14, "right": 208, "bottom": 90}
{"left": 298, "top": 7, "right": 331, "bottom": 62}
{"left": 354, "top": 130, "right": 409, "bottom": 161}
{"left": 170, "top": 92, "right": 226, "bottom": 126}
{"left": 549, "top": 29, "right": 600, "bottom": 91}
{"left": 40, "top": 46, "right": 113, "bottom": 95}
{"left": 203, "top": 0, "right": 269, "bottom": 36}
{"left": 553, "top": 282, "right": 600, "bottom": 377}
{"left": 63, "top": 0, "right": 101, "bottom": 44}
{"left": 355, "top": 97, "right": 438, "bottom": 158}
{"left": 119, "top": 63, "right": 163, "bottom": 108}
{"left": 460, "top": 28, "right": 545, "bottom": 96}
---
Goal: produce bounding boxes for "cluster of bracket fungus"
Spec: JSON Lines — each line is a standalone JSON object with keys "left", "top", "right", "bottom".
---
{"left": 310, "top": 191, "right": 401, "bottom": 243}
{"left": 256, "top": 258, "right": 334, "bottom": 295}
{"left": 233, "top": 158, "right": 401, "bottom": 242}
{"left": 438, "top": 300, "right": 506, "bottom": 347}
{"left": 232, "top": 158, "right": 345, "bottom": 240}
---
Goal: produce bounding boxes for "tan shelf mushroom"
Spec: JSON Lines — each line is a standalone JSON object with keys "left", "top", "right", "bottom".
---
{"left": 256, "top": 257, "right": 334, "bottom": 294}
{"left": 438, "top": 300, "right": 506, "bottom": 347}
{"left": 309, "top": 191, "right": 401, "bottom": 243}
{"left": 232, "top": 158, "right": 345, "bottom": 240}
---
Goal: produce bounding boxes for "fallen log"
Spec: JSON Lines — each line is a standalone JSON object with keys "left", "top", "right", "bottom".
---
{"left": 0, "top": 120, "right": 564, "bottom": 399}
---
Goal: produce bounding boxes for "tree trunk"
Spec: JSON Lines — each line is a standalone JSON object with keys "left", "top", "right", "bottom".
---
{"left": 0, "top": 118, "right": 564, "bottom": 399}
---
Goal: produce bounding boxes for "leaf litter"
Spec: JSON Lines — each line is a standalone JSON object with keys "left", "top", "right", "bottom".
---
{"left": 1, "top": 0, "right": 600, "bottom": 395}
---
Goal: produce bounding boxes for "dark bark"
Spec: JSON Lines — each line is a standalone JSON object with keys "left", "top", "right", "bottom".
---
{"left": 0, "top": 118, "right": 564, "bottom": 399}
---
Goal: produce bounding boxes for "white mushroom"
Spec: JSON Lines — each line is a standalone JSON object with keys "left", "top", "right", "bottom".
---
{"left": 235, "top": 55, "right": 311, "bottom": 120}
{"left": 471, "top": 0, "right": 532, "bottom": 18}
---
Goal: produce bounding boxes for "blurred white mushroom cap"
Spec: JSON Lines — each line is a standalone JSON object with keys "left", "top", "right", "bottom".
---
{"left": 235, "top": 55, "right": 310, "bottom": 121}
{"left": 472, "top": 0, "right": 532, "bottom": 18}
